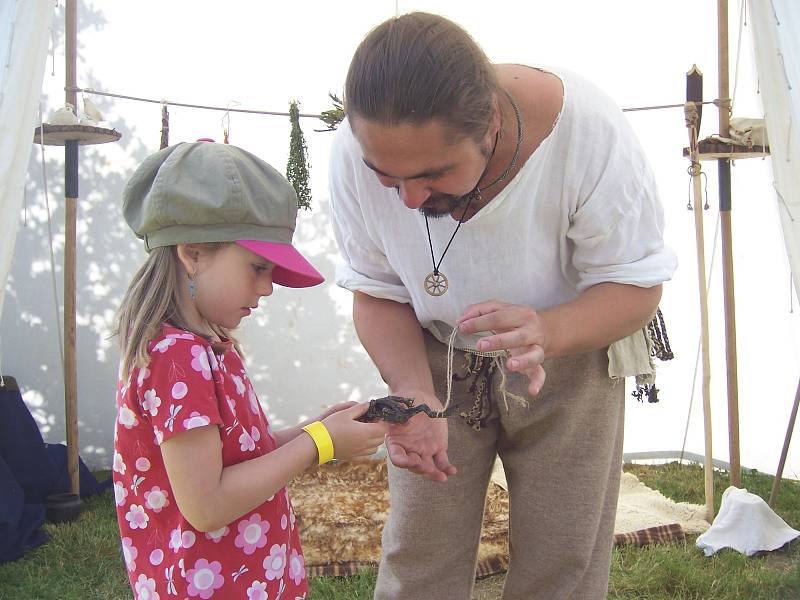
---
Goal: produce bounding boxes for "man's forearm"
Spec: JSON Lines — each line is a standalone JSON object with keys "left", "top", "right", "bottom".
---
{"left": 352, "top": 291, "right": 437, "bottom": 399}
{"left": 541, "top": 282, "right": 662, "bottom": 359}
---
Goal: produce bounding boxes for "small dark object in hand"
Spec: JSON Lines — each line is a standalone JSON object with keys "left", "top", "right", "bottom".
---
{"left": 357, "top": 395, "right": 454, "bottom": 424}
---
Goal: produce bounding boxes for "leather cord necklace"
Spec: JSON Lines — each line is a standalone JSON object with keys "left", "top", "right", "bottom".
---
{"left": 424, "top": 92, "right": 524, "bottom": 297}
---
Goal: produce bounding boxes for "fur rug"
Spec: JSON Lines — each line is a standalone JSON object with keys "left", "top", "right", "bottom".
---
{"left": 288, "top": 459, "right": 701, "bottom": 578}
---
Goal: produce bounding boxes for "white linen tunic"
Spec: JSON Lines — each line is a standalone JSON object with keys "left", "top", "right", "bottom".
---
{"left": 329, "top": 68, "right": 677, "bottom": 349}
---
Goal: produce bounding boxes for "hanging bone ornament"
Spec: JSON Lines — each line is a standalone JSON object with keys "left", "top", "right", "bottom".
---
{"left": 48, "top": 103, "right": 80, "bottom": 125}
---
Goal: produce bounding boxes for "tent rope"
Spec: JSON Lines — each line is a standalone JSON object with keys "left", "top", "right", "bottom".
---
{"left": 66, "top": 85, "right": 717, "bottom": 119}
{"left": 680, "top": 212, "right": 722, "bottom": 463}
{"left": 38, "top": 104, "right": 66, "bottom": 376}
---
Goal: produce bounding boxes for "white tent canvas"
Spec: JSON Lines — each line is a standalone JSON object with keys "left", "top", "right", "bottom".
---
{"left": 0, "top": 0, "right": 54, "bottom": 320}
{"left": 1, "top": 1, "right": 799, "bottom": 485}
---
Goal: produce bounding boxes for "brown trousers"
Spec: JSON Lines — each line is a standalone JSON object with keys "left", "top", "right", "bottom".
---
{"left": 374, "top": 331, "right": 625, "bottom": 600}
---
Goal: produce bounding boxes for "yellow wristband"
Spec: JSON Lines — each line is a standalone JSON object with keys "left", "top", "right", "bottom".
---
{"left": 302, "top": 421, "right": 334, "bottom": 465}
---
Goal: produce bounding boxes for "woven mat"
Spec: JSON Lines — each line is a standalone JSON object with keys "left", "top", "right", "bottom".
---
{"left": 288, "top": 460, "right": 690, "bottom": 579}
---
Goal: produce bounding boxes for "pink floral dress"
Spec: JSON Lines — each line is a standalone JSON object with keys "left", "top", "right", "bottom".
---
{"left": 113, "top": 326, "right": 307, "bottom": 599}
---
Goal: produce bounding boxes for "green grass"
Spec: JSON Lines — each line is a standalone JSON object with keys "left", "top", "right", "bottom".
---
{"left": 0, "top": 464, "right": 798, "bottom": 599}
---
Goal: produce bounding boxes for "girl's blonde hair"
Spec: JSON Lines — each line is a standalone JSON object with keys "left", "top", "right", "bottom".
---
{"left": 113, "top": 244, "right": 239, "bottom": 380}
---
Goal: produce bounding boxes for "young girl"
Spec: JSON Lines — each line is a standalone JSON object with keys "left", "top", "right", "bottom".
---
{"left": 112, "top": 141, "right": 389, "bottom": 600}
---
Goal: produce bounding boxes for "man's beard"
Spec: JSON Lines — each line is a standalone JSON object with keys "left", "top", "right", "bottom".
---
{"left": 417, "top": 190, "right": 475, "bottom": 219}
{"left": 417, "top": 136, "right": 494, "bottom": 219}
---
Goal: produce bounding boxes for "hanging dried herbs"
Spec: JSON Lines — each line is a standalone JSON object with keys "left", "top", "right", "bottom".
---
{"left": 286, "top": 100, "right": 312, "bottom": 210}
{"left": 316, "top": 92, "right": 344, "bottom": 132}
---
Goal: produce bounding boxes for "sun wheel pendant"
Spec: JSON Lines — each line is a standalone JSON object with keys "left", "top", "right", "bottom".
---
{"left": 424, "top": 271, "right": 448, "bottom": 296}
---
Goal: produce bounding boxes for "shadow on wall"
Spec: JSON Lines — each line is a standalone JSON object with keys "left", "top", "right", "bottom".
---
{"left": 2, "top": 1, "right": 384, "bottom": 469}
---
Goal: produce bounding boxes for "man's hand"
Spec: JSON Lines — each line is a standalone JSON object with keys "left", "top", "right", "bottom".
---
{"left": 457, "top": 300, "right": 547, "bottom": 396}
{"left": 385, "top": 392, "right": 457, "bottom": 483}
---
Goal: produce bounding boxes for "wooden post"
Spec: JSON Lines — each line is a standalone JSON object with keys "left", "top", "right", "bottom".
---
{"left": 64, "top": 0, "right": 80, "bottom": 497}
{"left": 686, "top": 65, "right": 715, "bottom": 522}
{"left": 717, "top": 0, "right": 742, "bottom": 489}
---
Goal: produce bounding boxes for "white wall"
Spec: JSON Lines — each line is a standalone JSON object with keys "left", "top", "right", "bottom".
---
{"left": 3, "top": 1, "right": 799, "bottom": 479}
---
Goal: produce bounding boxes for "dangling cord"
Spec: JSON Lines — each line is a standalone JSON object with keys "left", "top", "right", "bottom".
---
{"left": 39, "top": 103, "right": 65, "bottom": 374}
{"left": 425, "top": 191, "right": 474, "bottom": 278}
{"left": 439, "top": 326, "right": 528, "bottom": 417}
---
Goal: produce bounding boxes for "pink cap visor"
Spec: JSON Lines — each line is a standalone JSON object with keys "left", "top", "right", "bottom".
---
{"left": 236, "top": 240, "right": 324, "bottom": 288}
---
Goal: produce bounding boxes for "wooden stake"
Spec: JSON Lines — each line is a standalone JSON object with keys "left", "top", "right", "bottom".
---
{"left": 65, "top": 0, "right": 80, "bottom": 497}
{"left": 686, "top": 66, "right": 715, "bottom": 522}
{"left": 717, "top": 0, "right": 742, "bottom": 489}
{"left": 769, "top": 378, "right": 800, "bottom": 507}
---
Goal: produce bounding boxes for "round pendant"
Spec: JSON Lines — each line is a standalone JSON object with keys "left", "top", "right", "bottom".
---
{"left": 424, "top": 271, "right": 448, "bottom": 296}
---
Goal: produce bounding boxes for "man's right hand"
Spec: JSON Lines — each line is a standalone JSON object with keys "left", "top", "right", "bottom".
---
{"left": 384, "top": 392, "right": 457, "bottom": 482}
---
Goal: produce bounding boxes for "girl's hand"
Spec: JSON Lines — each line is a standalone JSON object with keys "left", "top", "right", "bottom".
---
{"left": 321, "top": 402, "right": 389, "bottom": 461}
{"left": 316, "top": 400, "right": 358, "bottom": 421}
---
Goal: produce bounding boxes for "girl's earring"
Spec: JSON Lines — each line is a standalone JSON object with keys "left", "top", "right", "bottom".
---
{"left": 188, "top": 274, "right": 197, "bottom": 300}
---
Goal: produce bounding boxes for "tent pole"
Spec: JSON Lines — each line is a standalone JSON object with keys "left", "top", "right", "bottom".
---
{"left": 64, "top": 0, "right": 80, "bottom": 497}
{"left": 686, "top": 66, "right": 715, "bottom": 522}
{"left": 769, "top": 377, "right": 800, "bottom": 507}
{"left": 717, "top": 0, "right": 742, "bottom": 489}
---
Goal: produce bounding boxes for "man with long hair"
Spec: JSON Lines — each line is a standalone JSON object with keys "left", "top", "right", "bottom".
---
{"left": 329, "top": 12, "right": 676, "bottom": 599}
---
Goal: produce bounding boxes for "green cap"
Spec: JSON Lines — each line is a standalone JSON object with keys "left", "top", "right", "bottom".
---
{"left": 122, "top": 141, "right": 323, "bottom": 287}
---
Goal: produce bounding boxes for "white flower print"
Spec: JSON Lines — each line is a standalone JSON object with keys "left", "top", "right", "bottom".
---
{"left": 239, "top": 430, "right": 255, "bottom": 452}
{"left": 171, "top": 381, "right": 188, "bottom": 400}
{"left": 288, "top": 547, "right": 306, "bottom": 586}
{"left": 134, "top": 573, "right": 159, "bottom": 600}
{"left": 121, "top": 537, "right": 137, "bottom": 571}
{"left": 113, "top": 451, "right": 127, "bottom": 475}
{"left": 251, "top": 426, "right": 261, "bottom": 443}
{"left": 226, "top": 395, "right": 236, "bottom": 414}
{"left": 142, "top": 389, "right": 162, "bottom": 416}
{"left": 234, "top": 513, "right": 270, "bottom": 555}
{"left": 246, "top": 580, "right": 268, "bottom": 600}
{"left": 186, "top": 558, "right": 224, "bottom": 599}
{"left": 231, "top": 374, "right": 246, "bottom": 396}
{"left": 204, "top": 525, "right": 229, "bottom": 543}
{"left": 263, "top": 543, "right": 287, "bottom": 581}
{"left": 135, "top": 457, "right": 151, "bottom": 472}
{"left": 190, "top": 345, "right": 213, "bottom": 380}
{"left": 125, "top": 504, "right": 149, "bottom": 530}
{"left": 114, "top": 481, "right": 128, "bottom": 506}
{"left": 149, "top": 549, "right": 164, "bottom": 566}
{"left": 144, "top": 486, "right": 170, "bottom": 512}
{"left": 154, "top": 427, "right": 164, "bottom": 445}
{"left": 183, "top": 411, "right": 211, "bottom": 430}
{"left": 248, "top": 387, "right": 260, "bottom": 415}
{"left": 118, "top": 404, "right": 138, "bottom": 429}
{"left": 281, "top": 514, "right": 288, "bottom": 530}
{"left": 207, "top": 350, "right": 220, "bottom": 372}
{"left": 136, "top": 367, "right": 151, "bottom": 387}
{"left": 153, "top": 337, "right": 176, "bottom": 353}
{"left": 167, "top": 332, "right": 196, "bottom": 341}
{"left": 169, "top": 527, "right": 197, "bottom": 553}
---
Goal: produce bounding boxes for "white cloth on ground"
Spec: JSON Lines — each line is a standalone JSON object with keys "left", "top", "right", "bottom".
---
{"left": 696, "top": 486, "right": 800, "bottom": 557}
